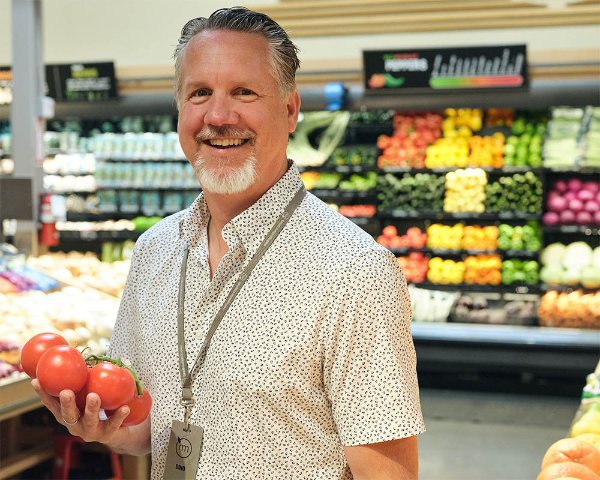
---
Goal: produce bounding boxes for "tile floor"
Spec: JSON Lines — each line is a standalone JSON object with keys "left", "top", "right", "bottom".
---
{"left": 418, "top": 388, "right": 581, "bottom": 480}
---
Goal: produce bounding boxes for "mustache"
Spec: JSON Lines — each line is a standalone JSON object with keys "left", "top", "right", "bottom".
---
{"left": 195, "top": 126, "right": 256, "bottom": 143}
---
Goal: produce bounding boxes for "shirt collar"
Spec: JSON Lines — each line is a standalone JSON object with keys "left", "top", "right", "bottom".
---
{"left": 179, "top": 160, "right": 304, "bottom": 255}
{"left": 179, "top": 191, "right": 210, "bottom": 248}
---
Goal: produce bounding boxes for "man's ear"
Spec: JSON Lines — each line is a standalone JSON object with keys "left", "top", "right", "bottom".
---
{"left": 286, "top": 89, "right": 301, "bottom": 133}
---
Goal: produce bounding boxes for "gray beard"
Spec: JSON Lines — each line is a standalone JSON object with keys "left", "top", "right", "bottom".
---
{"left": 193, "top": 152, "right": 258, "bottom": 194}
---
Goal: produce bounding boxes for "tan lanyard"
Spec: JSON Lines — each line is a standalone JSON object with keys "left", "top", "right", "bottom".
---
{"left": 176, "top": 187, "right": 306, "bottom": 427}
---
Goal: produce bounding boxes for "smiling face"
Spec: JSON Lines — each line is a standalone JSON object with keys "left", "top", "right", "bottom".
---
{"left": 177, "top": 30, "right": 300, "bottom": 196}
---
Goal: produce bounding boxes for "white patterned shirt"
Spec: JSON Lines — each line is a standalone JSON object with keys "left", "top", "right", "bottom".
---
{"left": 109, "top": 161, "right": 425, "bottom": 479}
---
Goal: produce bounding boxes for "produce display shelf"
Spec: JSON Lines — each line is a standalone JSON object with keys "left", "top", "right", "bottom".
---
{"left": 542, "top": 225, "right": 599, "bottom": 236}
{"left": 298, "top": 164, "right": 378, "bottom": 173}
{"left": 0, "top": 375, "right": 40, "bottom": 422}
{"left": 46, "top": 189, "right": 96, "bottom": 195}
{"left": 46, "top": 148, "right": 86, "bottom": 156}
{"left": 411, "top": 322, "right": 599, "bottom": 348}
{"left": 380, "top": 211, "right": 541, "bottom": 221}
{"left": 544, "top": 166, "right": 600, "bottom": 175}
{"left": 345, "top": 122, "right": 393, "bottom": 135}
{"left": 389, "top": 248, "right": 539, "bottom": 258}
{"left": 59, "top": 229, "right": 142, "bottom": 241}
{"left": 412, "top": 322, "right": 600, "bottom": 379}
{"left": 409, "top": 281, "right": 539, "bottom": 294}
{"left": 540, "top": 283, "right": 599, "bottom": 294}
{"left": 345, "top": 216, "right": 377, "bottom": 225}
{"left": 310, "top": 189, "right": 377, "bottom": 200}
{"left": 43, "top": 171, "right": 96, "bottom": 177}
{"left": 99, "top": 157, "right": 188, "bottom": 163}
{"left": 95, "top": 186, "right": 201, "bottom": 191}
{"left": 66, "top": 212, "right": 141, "bottom": 222}
{"left": 0, "top": 443, "right": 54, "bottom": 480}
{"left": 380, "top": 167, "right": 539, "bottom": 175}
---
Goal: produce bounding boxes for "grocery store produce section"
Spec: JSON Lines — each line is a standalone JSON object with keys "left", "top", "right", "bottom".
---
{"left": 0, "top": 245, "right": 124, "bottom": 382}
{"left": 298, "top": 107, "right": 598, "bottom": 332}
{"left": 1, "top": 107, "right": 598, "bottom": 327}
{"left": 0, "top": 105, "right": 598, "bottom": 395}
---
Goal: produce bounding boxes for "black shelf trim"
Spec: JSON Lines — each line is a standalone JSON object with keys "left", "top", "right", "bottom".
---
{"left": 380, "top": 167, "right": 542, "bottom": 175}
{"left": 346, "top": 216, "right": 377, "bottom": 225}
{"left": 98, "top": 158, "right": 189, "bottom": 163}
{"left": 96, "top": 186, "right": 201, "bottom": 191}
{"left": 380, "top": 211, "right": 541, "bottom": 221}
{"left": 310, "top": 189, "right": 377, "bottom": 199}
{"left": 298, "top": 164, "right": 377, "bottom": 173}
{"left": 66, "top": 212, "right": 142, "bottom": 221}
{"left": 388, "top": 247, "right": 539, "bottom": 258}
{"left": 540, "top": 283, "right": 599, "bottom": 294}
{"left": 544, "top": 166, "right": 600, "bottom": 175}
{"left": 59, "top": 230, "right": 142, "bottom": 241}
{"left": 542, "top": 225, "right": 599, "bottom": 235}
{"left": 409, "top": 281, "right": 539, "bottom": 294}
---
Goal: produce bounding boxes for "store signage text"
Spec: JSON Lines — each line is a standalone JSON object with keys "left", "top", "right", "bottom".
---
{"left": 0, "top": 62, "right": 118, "bottom": 104}
{"left": 363, "top": 45, "right": 528, "bottom": 93}
{"left": 46, "top": 62, "right": 118, "bottom": 102}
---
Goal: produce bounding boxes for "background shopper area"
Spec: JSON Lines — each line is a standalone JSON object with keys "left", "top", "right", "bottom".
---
{"left": 1, "top": 0, "right": 599, "bottom": 479}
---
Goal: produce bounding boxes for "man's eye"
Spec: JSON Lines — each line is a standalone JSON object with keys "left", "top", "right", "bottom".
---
{"left": 237, "top": 89, "right": 255, "bottom": 96}
{"left": 193, "top": 89, "right": 210, "bottom": 97}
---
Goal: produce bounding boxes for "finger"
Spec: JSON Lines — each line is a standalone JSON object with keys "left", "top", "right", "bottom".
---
{"left": 81, "top": 392, "right": 102, "bottom": 430}
{"left": 105, "top": 405, "right": 130, "bottom": 431}
{"left": 59, "top": 390, "right": 80, "bottom": 427}
{"left": 31, "top": 379, "right": 62, "bottom": 417}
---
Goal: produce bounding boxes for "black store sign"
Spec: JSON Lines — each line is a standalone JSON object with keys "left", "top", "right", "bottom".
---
{"left": 45, "top": 62, "right": 117, "bottom": 102}
{"left": 363, "top": 45, "right": 528, "bottom": 94}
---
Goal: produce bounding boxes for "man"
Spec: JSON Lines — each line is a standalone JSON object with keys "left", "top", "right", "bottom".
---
{"left": 32, "top": 7, "right": 424, "bottom": 479}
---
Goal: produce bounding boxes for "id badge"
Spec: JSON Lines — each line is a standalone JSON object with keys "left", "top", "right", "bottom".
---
{"left": 162, "top": 420, "right": 204, "bottom": 480}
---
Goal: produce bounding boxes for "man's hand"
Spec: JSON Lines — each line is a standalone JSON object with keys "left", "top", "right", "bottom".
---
{"left": 32, "top": 378, "right": 130, "bottom": 443}
{"left": 344, "top": 435, "right": 419, "bottom": 480}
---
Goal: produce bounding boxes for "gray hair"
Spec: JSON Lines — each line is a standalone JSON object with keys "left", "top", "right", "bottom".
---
{"left": 173, "top": 7, "right": 300, "bottom": 106}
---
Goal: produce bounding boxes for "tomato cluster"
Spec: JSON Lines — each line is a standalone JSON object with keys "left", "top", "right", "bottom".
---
{"left": 21, "top": 332, "right": 151, "bottom": 427}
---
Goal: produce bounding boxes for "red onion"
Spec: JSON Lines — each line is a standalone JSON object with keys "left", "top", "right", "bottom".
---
{"left": 576, "top": 210, "right": 593, "bottom": 225}
{"left": 577, "top": 189, "right": 595, "bottom": 202}
{"left": 547, "top": 195, "right": 567, "bottom": 212}
{"left": 564, "top": 191, "right": 577, "bottom": 202}
{"left": 567, "top": 178, "right": 583, "bottom": 192}
{"left": 569, "top": 198, "right": 584, "bottom": 212}
{"left": 560, "top": 209, "right": 576, "bottom": 224}
{"left": 553, "top": 180, "right": 567, "bottom": 192}
{"left": 582, "top": 181, "right": 600, "bottom": 194}
{"left": 584, "top": 200, "right": 599, "bottom": 213}
{"left": 542, "top": 211, "right": 560, "bottom": 225}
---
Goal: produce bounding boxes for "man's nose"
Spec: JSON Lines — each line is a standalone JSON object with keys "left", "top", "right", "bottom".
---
{"left": 204, "top": 96, "right": 238, "bottom": 126}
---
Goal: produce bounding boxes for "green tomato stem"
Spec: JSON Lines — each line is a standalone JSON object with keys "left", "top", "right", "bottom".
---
{"left": 84, "top": 354, "right": 143, "bottom": 396}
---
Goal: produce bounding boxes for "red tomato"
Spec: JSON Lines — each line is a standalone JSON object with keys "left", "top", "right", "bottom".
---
{"left": 75, "top": 381, "right": 89, "bottom": 413}
{"left": 106, "top": 387, "right": 152, "bottom": 426}
{"left": 87, "top": 362, "right": 136, "bottom": 411}
{"left": 20, "top": 333, "right": 68, "bottom": 378}
{"left": 36, "top": 345, "right": 88, "bottom": 396}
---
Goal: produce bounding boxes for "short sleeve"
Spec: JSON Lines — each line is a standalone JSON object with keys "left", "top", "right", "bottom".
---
{"left": 322, "top": 248, "right": 426, "bottom": 446}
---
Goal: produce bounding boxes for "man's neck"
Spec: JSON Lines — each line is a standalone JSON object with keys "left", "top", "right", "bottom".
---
{"left": 204, "top": 188, "right": 260, "bottom": 233}
{"left": 203, "top": 160, "right": 289, "bottom": 232}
